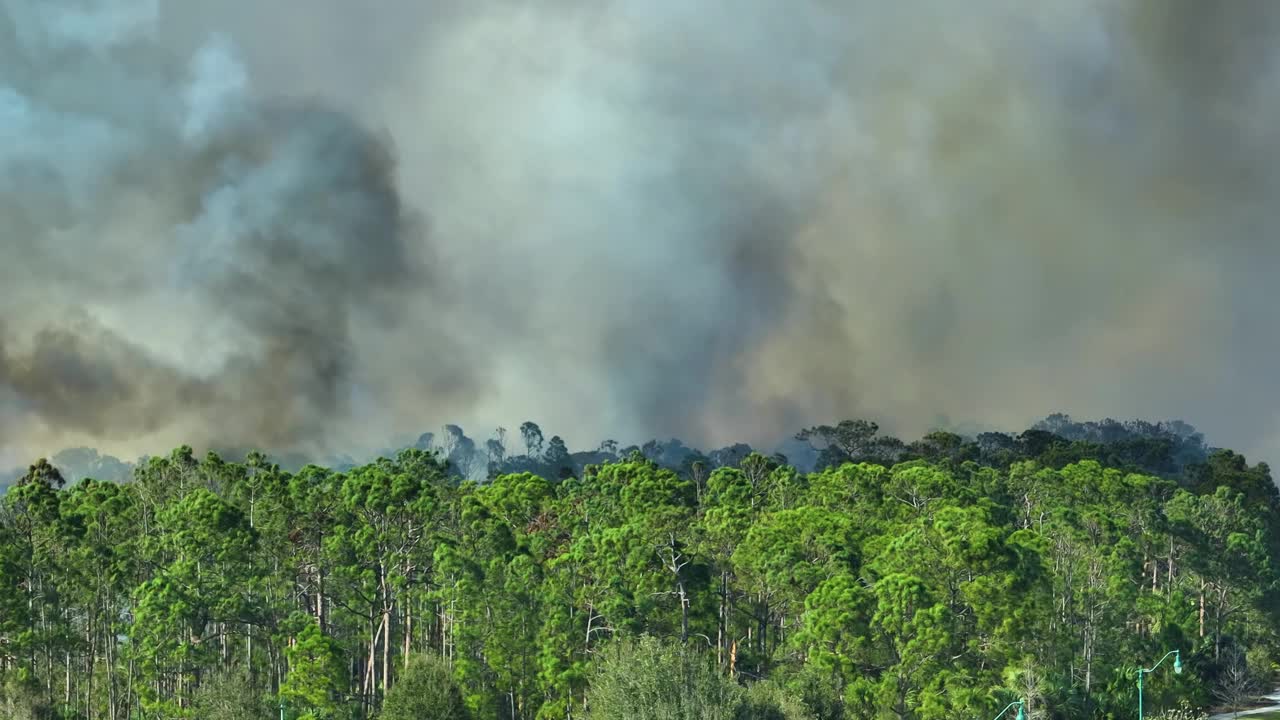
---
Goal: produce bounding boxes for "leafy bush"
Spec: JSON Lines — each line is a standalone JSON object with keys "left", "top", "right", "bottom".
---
{"left": 192, "top": 670, "right": 275, "bottom": 720}
{"left": 379, "top": 654, "right": 470, "bottom": 720}
{"left": 587, "top": 636, "right": 809, "bottom": 720}
{"left": 587, "top": 636, "right": 740, "bottom": 720}
{"left": 736, "top": 680, "right": 814, "bottom": 720}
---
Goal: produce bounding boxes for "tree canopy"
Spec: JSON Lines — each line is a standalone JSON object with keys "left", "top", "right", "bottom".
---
{"left": 0, "top": 416, "right": 1276, "bottom": 719}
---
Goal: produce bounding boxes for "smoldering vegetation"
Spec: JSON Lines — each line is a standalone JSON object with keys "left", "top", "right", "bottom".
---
{"left": 4, "top": 1, "right": 1280, "bottom": 466}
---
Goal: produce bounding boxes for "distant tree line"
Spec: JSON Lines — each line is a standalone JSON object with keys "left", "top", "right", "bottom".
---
{"left": 1, "top": 413, "right": 1221, "bottom": 493}
{"left": 0, "top": 415, "right": 1276, "bottom": 719}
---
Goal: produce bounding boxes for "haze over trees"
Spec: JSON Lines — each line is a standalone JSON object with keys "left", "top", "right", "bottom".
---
{"left": 0, "top": 415, "right": 1276, "bottom": 719}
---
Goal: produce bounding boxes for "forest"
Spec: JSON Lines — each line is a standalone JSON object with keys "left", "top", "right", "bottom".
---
{"left": 0, "top": 415, "right": 1277, "bottom": 720}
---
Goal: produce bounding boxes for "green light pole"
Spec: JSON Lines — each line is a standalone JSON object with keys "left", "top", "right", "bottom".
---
{"left": 992, "top": 699, "right": 1026, "bottom": 720}
{"left": 1137, "top": 650, "right": 1182, "bottom": 720}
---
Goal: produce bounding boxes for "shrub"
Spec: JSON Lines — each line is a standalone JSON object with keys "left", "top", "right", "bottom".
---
{"left": 379, "top": 654, "right": 470, "bottom": 720}
{"left": 192, "top": 670, "right": 275, "bottom": 720}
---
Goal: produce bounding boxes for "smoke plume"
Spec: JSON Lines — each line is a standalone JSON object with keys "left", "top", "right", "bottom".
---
{"left": 0, "top": 0, "right": 463, "bottom": 456}
{"left": 3, "top": 0, "right": 1280, "bottom": 464}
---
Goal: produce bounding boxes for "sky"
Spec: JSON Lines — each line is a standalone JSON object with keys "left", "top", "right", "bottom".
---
{"left": 2, "top": 0, "right": 1280, "bottom": 464}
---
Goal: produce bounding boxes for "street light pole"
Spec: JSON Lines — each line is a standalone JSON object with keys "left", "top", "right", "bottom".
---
{"left": 992, "top": 699, "right": 1026, "bottom": 720}
{"left": 1137, "top": 650, "right": 1182, "bottom": 720}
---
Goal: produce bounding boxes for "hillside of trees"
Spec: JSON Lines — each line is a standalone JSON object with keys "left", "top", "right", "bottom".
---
{"left": 0, "top": 415, "right": 1277, "bottom": 719}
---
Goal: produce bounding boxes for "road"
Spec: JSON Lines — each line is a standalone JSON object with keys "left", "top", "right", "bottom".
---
{"left": 1208, "top": 689, "right": 1280, "bottom": 720}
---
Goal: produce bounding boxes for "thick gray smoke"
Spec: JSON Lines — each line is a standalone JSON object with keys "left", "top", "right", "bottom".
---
{"left": 0, "top": 0, "right": 465, "bottom": 456}
{"left": 3, "top": 0, "right": 1280, "bottom": 464}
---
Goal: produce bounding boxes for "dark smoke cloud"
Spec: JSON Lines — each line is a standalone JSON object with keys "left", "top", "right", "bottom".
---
{"left": 4, "top": 0, "right": 1280, "bottom": 465}
{"left": 0, "top": 0, "right": 466, "bottom": 457}
{"left": 0, "top": 319, "right": 213, "bottom": 438}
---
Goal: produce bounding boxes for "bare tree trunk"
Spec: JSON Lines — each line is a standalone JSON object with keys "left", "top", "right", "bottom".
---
{"left": 124, "top": 655, "right": 136, "bottom": 719}
{"left": 88, "top": 612, "right": 97, "bottom": 718}
{"left": 441, "top": 601, "right": 449, "bottom": 658}
{"left": 383, "top": 605, "right": 391, "bottom": 695}
{"left": 678, "top": 579, "right": 689, "bottom": 644}
{"left": 247, "top": 624, "right": 253, "bottom": 684}
{"left": 365, "top": 615, "right": 379, "bottom": 699}
{"left": 717, "top": 572, "right": 726, "bottom": 669}
{"left": 1083, "top": 625, "right": 1092, "bottom": 695}
{"left": 381, "top": 560, "right": 392, "bottom": 695}
{"left": 315, "top": 564, "right": 325, "bottom": 629}
{"left": 41, "top": 580, "right": 52, "bottom": 704}
{"left": 404, "top": 600, "right": 412, "bottom": 669}
{"left": 758, "top": 594, "right": 768, "bottom": 661}
{"left": 1214, "top": 586, "right": 1226, "bottom": 661}
{"left": 1200, "top": 578, "right": 1207, "bottom": 638}
{"left": 107, "top": 619, "right": 117, "bottom": 720}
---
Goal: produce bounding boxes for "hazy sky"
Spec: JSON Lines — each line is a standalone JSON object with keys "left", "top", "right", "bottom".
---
{"left": 3, "top": 0, "right": 1280, "bottom": 464}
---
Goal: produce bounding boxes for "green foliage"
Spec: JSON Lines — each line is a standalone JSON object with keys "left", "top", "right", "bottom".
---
{"left": 191, "top": 670, "right": 275, "bottom": 720}
{"left": 0, "top": 673, "right": 53, "bottom": 720}
{"left": 0, "top": 417, "right": 1277, "bottom": 719}
{"left": 769, "top": 664, "right": 845, "bottom": 720}
{"left": 736, "top": 680, "right": 814, "bottom": 720}
{"left": 586, "top": 636, "right": 742, "bottom": 720}
{"left": 584, "top": 637, "right": 811, "bottom": 720}
{"left": 281, "top": 616, "right": 348, "bottom": 719}
{"left": 379, "top": 655, "right": 469, "bottom": 720}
